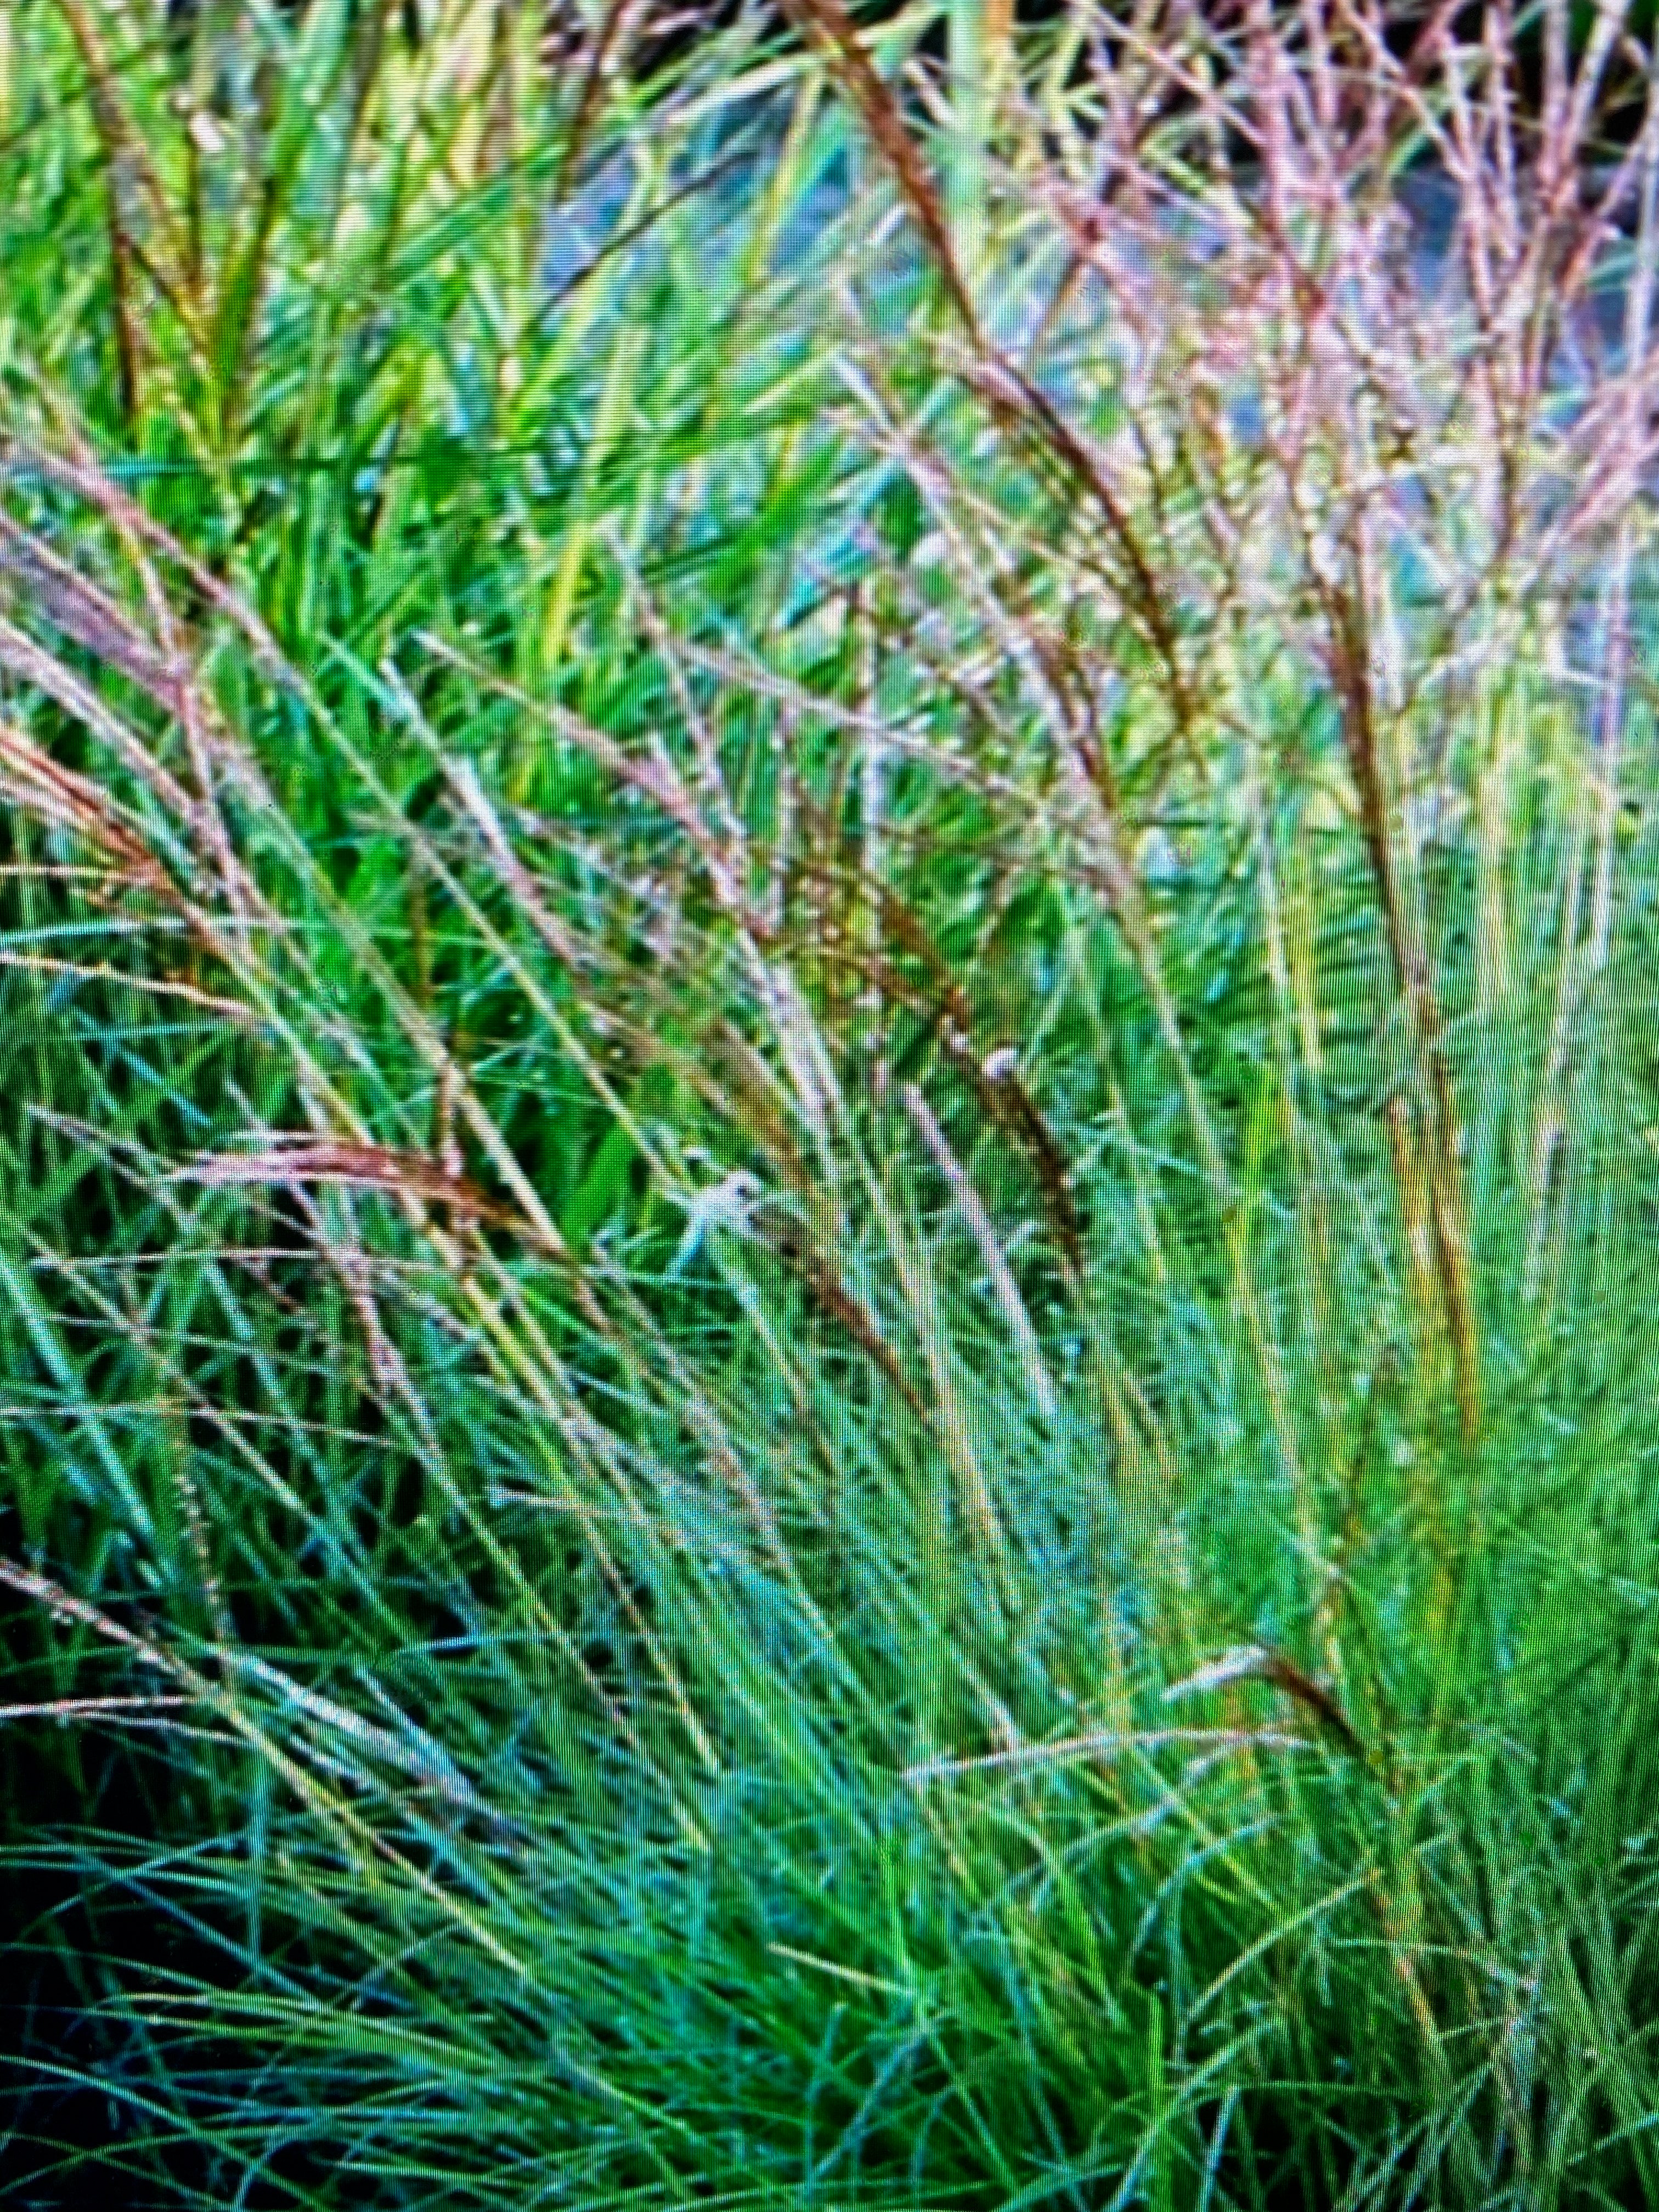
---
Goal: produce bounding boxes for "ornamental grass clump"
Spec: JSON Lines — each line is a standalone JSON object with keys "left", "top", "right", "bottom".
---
{"left": 3, "top": 0, "right": 1659, "bottom": 2204}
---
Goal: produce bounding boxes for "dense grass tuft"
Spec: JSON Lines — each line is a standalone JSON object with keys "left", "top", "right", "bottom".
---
{"left": 4, "top": 2, "right": 1659, "bottom": 2205}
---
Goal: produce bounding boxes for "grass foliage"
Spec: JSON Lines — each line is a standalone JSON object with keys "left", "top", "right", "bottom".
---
{"left": 5, "top": 0, "right": 1659, "bottom": 2204}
